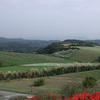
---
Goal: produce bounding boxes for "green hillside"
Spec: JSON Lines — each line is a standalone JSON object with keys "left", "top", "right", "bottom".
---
{"left": 71, "top": 46, "right": 100, "bottom": 62}
{"left": 0, "top": 51, "right": 73, "bottom": 67}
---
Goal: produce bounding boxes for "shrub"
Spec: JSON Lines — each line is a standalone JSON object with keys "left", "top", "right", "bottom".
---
{"left": 6, "top": 78, "right": 10, "bottom": 82}
{"left": 9, "top": 95, "right": 27, "bottom": 100}
{"left": 31, "top": 71, "right": 35, "bottom": 78}
{"left": 25, "top": 69, "right": 30, "bottom": 78}
{"left": 0, "top": 71, "right": 4, "bottom": 80}
{"left": 21, "top": 71, "right": 26, "bottom": 78}
{"left": 42, "top": 68, "right": 48, "bottom": 77}
{"left": 60, "top": 82, "right": 84, "bottom": 97}
{"left": 35, "top": 71, "right": 40, "bottom": 77}
{"left": 6, "top": 71, "right": 13, "bottom": 80}
{"left": 17, "top": 71, "right": 22, "bottom": 78}
{"left": 13, "top": 71, "right": 17, "bottom": 79}
{"left": 82, "top": 76, "right": 97, "bottom": 88}
{"left": 0, "top": 61, "right": 2, "bottom": 67}
{"left": 33, "top": 78, "right": 45, "bottom": 86}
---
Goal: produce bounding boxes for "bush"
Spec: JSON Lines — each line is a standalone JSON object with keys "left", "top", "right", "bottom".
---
{"left": 26, "top": 69, "right": 30, "bottom": 78}
{"left": 6, "top": 78, "right": 10, "bottom": 82}
{"left": 60, "top": 82, "right": 84, "bottom": 97}
{"left": 6, "top": 71, "right": 13, "bottom": 80}
{"left": 17, "top": 71, "right": 22, "bottom": 78}
{"left": 9, "top": 95, "right": 27, "bottom": 100}
{"left": 82, "top": 76, "right": 97, "bottom": 88}
{"left": 0, "top": 61, "right": 2, "bottom": 67}
{"left": 21, "top": 71, "right": 26, "bottom": 78}
{"left": 13, "top": 71, "right": 17, "bottom": 79}
{"left": 33, "top": 78, "right": 45, "bottom": 86}
{"left": 0, "top": 71, "right": 4, "bottom": 80}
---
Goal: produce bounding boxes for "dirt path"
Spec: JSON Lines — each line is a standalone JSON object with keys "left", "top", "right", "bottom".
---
{"left": 0, "top": 90, "right": 34, "bottom": 100}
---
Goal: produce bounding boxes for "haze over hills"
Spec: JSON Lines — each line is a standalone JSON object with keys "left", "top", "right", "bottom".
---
{"left": 0, "top": 37, "right": 60, "bottom": 52}
{"left": 0, "top": 37, "right": 100, "bottom": 53}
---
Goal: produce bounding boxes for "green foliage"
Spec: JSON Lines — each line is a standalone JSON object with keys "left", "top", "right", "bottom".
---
{"left": 6, "top": 71, "right": 13, "bottom": 80}
{"left": 0, "top": 71, "right": 4, "bottom": 80}
{"left": 17, "top": 71, "right": 22, "bottom": 78}
{"left": 33, "top": 78, "right": 45, "bottom": 86}
{"left": 37, "top": 42, "right": 65, "bottom": 54}
{"left": 0, "top": 61, "right": 2, "bottom": 67}
{"left": 98, "top": 56, "right": 100, "bottom": 62}
{"left": 63, "top": 39, "right": 95, "bottom": 47}
{"left": 60, "top": 82, "right": 84, "bottom": 97}
{"left": 31, "top": 71, "right": 35, "bottom": 78}
{"left": 6, "top": 78, "right": 10, "bottom": 82}
{"left": 25, "top": 69, "right": 30, "bottom": 78}
{"left": 21, "top": 71, "right": 26, "bottom": 78}
{"left": 13, "top": 71, "right": 17, "bottom": 79}
{"left": 9, "top": 95, "right": 27, "bottom": 100}
{"left": 82, "top": 76, "right": 97, "bottom": 88}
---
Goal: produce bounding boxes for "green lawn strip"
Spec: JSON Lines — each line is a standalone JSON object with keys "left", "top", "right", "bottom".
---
{"left": 54, "top": 70, "right": 100, "bottom": 79}
{"left": 0, "top": 66, "right": 55, "bottom": 73}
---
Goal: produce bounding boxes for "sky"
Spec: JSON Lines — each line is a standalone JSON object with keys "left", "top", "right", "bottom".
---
{"left": 0, "top": 0, "right": 100, "bottom": 40}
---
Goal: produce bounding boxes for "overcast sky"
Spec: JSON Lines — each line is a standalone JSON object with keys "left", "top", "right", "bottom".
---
{"left": 0, "top": 0, "right": 100, "bottom": 40}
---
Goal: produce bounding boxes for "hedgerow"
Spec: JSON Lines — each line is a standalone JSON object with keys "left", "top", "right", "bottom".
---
{"left": 0, "top": 63, "right": 100, "bottom": 80}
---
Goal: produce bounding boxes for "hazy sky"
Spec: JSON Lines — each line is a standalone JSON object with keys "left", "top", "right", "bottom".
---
{"left": 0, "top": 0, "right": 100, "bottom": 40}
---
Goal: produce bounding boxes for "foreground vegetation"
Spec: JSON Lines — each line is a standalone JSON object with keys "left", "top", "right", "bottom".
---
{"left": 0, "top": 70, "right": 100, "bottom": 95}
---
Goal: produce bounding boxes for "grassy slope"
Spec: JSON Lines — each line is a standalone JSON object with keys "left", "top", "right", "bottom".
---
{"left": 70, "top": 46, "right": 100, "bottom": 62}
{"left": 0, "top": 51, "right": 73, "bottom": 67}
{"left": 0, "top": 70, "right": 100, "bottom": 94}
{"left": 54, "top": 70, "right": 100, "bottom": 79}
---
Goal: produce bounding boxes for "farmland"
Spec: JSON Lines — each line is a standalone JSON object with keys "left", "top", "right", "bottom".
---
{"left": 0, "top": 70, "right": 100, "bottom": 95}
{"left": 71, "top": 46, "right": 100, "bottom": 62}
{"left": 0, "top": 45, "right": 100, "bottom": 96}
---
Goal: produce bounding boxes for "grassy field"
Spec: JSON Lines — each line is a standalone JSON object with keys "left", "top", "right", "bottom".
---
{"left": 71, "top": 46, "right": 100, "bottom": 62}
{"left": 0, "top": 46, "right": 100, "bottom": 67}
{"left": 0, "top": 70, "right": 100, "bottom": 95}
{"left": 54, "top": 70, "right": 100, "bottom": 79}
{"left": 0, "top": 66, "right": 53, "bottom": 73}
{"left": 0, "top": 51, "right": 73, "bottom": 67}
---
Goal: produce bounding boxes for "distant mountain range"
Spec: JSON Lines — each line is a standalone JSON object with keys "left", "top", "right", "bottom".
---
{"left": 0, "top": 37, "right": 60, "bottom": 52}
{"left": 0, "top": 37, "right": 100, "bottom": 53}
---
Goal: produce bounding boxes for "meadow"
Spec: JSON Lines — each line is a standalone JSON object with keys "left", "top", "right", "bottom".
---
{"left": 0, "top": 46, "right": 100, "bottom": 96}
{"left": 71, "top": 46, "right": 100, "bottom": 62}
{"left": 0, "top": 70, "right": 100, "bottom": 95}
{"left": 0, "top": 51, "right": 72, "bottom": 67}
